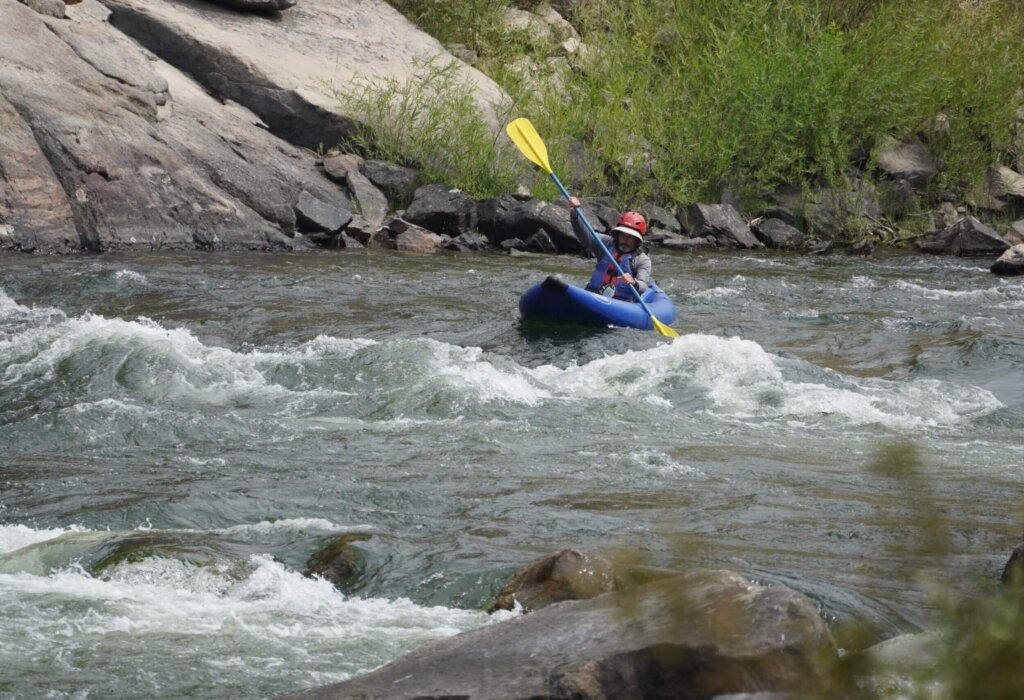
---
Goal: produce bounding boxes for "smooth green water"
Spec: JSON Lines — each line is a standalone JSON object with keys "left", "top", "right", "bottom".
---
{"left": 2, "top": 249, "right": 1022, "bottom": 698}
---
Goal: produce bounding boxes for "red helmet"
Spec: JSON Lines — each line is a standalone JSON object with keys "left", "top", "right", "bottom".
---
{"left": 612, "top": 211, "right": 646, "bottom": 240}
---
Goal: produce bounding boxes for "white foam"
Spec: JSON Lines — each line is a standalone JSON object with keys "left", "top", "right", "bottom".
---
{"left": 217, "top": 519, "right": 369, "bottom": 537}
{"left": 114, "top": 270, "right": 148, "bottom": 284}
{"left": 0, "top": 524, "right": 88, "bottom": 555}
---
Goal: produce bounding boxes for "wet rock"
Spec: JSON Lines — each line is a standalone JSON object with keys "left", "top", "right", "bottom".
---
{"left": 500, "top": 237, "right": 525, "bottom": 252}
{"left": 489, "top": 549, "right": 616, "bottom": 614}
{"left": 918, "top": 217, "right": 1010, "bottom": 257}
{"left": 443, "top": 231, "right": 490, "bottom": 253}
{"left": 360, "top": 160, "right": 421, "bottom": 207}
{"left": 285, "top": 570, "right": 836, "bottom": 700}
{"left": 524, "top": 229, "right": 558, "bottom": 254}
{"left": 403, "top": 183, "right": 477, "bottom": 237}
{"left": 1002, "top": 532, "right": 1024, "bottom": 586}
{"left": 808, "top": 241, "right": 834, "bottom": 256}
{"left": 681, "top": 203, "right": 761, "bottom": 249}
{"left": 209, "top": 0, "right": 297, "bottom": 12}
{"left": 876, "top": 138, "right": 936, "bottom": 188}
{"left": 752, "top": 218, "right": 804, "bottom": 249}
{"left": 304, "top": 534, "right": 370, "bottom": 590}
{"left": 343, "top": 214, "right": 377, "bottom": 245}
{"left": 388, "top": 218, "right": 443, "bottom": 253}
{"left": 294, "top": 190, "right": 353, "bottom": 234}
{"left": 991, "top": 244, "right": 1024, "bottom": 276}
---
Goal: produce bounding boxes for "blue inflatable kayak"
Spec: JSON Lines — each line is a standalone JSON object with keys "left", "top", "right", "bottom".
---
{"left": 519, "top": 275, "right": 676, "bottom": 331}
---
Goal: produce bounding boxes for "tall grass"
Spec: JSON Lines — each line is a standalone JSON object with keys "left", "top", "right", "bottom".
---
{"left": 382, "top": 0, "right": 1024, "bottom": 214}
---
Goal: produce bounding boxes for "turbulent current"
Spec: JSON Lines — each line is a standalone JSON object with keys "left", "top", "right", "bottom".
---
{"left": 1, "top": 250, "right": 1022, "bottom": 698}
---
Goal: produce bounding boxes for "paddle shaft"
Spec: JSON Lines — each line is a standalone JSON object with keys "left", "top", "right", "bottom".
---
{"left": 548, "top": 172, "right": 661, "bottom": 322}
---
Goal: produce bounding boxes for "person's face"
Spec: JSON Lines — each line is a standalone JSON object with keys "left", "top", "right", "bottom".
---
{"left": 617, "top": 232, "right": 639, "bottom": 251}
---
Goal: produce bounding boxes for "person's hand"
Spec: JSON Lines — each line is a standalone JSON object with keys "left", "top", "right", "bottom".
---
{"left": 568, "top": 197, "right": 580, "bottom": 218}
{"left": 621, "top": 273, "right": 636, "bottom": 285}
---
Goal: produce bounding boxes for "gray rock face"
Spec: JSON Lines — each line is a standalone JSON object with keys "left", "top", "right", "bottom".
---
{"left": 1006, "top": 219, "right": 1024, "bottom": 246}
{"left": 17, "top": 0, "right": 64, "bottom": 18}
{"left": 294, "top": 190, "right": 352, "bottom": 234}
{"left": 753, "top": 217, "right": 805, "bottom": 249}
{"left": 285, "top": 570, "right": 836, "bottom": 700}
{"left": 876, "top": 138, "right": 936, "bottom": 188}
{"left": 919, "top": 217, "right": 1011, "bottom": 257}
{"left": 639, "top": 201, "right": 680, "bottom": 234}
{"left": 489, "top": 549, "right": 616, "bottom": 613}
{"left": 477, "top": 195, "right": 581, "bottom": 253}
{"left": 345, "top": 169, "right": 388, "bottom": 230}
{"left": 682, "top": 203, "right": 761, "bottom": 249}
{"left": 403, "top": 184, "right": 478, "bottom": 237}
{"left": 360, "top": 160, "right": 421, "bottom": 206}
{"left": 0, "top": 0, "right": 351, "bottom": 252}
{"left": 443, "top": 231, "right": 490, "bottom": 252}
{"left": 991, "top": 244, "right": 1024, "bottom": 276}
{"left": 100, "top": 0, "right": 506, "bottom": 152}
{"left": 209, "top": 0, "right": 297, "bottom": 12}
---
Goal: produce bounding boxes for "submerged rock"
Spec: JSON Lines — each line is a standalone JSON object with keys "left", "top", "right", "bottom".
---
{"left": 285, "top": 569, "right": 836, "bottom": 700}
{"left": 488, "top": 549, "right": 616, "bottom": 613}
{"left": 304, "top": 534, "right": 371, "bottom": 591}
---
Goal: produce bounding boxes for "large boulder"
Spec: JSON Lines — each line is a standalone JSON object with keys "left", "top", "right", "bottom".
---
{"left": 477, "top": 195, "right": 582, "bottom": 253}
{"left": 403, "top": 184, "right": 478, "bottom": 237}
{"left": 488, "top": 549, "right": 617, "bottom": 613}
{"left": 360, "top": 160, "right": 421, "bottom": 206}
{"left": 640, "top": 201, "right": 681, "bottom": 234}
{"left": 1, "top": 1, "right": 356, "bottom": 252}
{"left": 101, "top": 0, "right": 507, "bottom": 152}
{"left": 991, "top": 244, "right": 1024, "bottom": 276}
{"left": 919, "top": 217, "right": 1011, "bottom": 257}
{"left": 681, "top": 203, "right": 761, "bottom": 249}
{"left": 983, "top": 166, "right": 1024, "bottom": 213}
{"left": 752, "top": 217, "right": 804, "bottom": 249}
{"left": 876, "top": 138, "right": 936, "bottom": 189}
{"left": 388, "top": 218, "right": 444, "bottom": 253}
{"left": 294, "top": 190, "right": 352, "bottom": 234}
{"left": 285, "top": 570, "right": 836, "bottom": 700}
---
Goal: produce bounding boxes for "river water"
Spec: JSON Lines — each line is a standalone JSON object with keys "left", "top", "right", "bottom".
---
{"left": 1, "top": 249, "right": 1022, "bottom": 698}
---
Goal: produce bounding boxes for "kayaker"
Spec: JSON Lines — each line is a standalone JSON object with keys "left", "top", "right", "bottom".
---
{"left": 568, "top": 197, "right": 652, "bottom": 301}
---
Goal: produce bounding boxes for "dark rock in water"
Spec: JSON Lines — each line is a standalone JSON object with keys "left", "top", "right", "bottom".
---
{"left": 477, "top": 195, "right": 581, "bottom": 253}
{"left": 403, "top": 183, "right": 477, "bottom": 237}
{"left": 387, "top": 218, "right": 443, "bottom": 253}
{"left": 524, "top": 229, "right": 558, "bottom": 254}
{"left": 639, "top": 202, "right": 680, "bottom": 234}
{"left": 849, "top": 240, "right": 875, "bottom": 255}
{"left": 208, "top": 0, "right": 297, "bottom": 13}
{"left": 488, "top": 549, "right": 616, "bottom": 613}
{"left": 294, "top": 190, "right": 353, "bottom": 234}
{"left": 918, "top": 216, "right": 1010, "bottom": 257}
{"left": 360, "top": 160, "right": 421, "bottom": 206}
{"left": 443, "top": 231, "right": 490, "bottom": 252}
{"left": 304, "top": 534, "right": 370, "bottom": 591}
{"left": 500, "top": 237, "right": 525, "bottom": 252}
{"left": 682, "top": 203, "right": 761, "bottom": 249}
{"left": 1002, "top": 532, "right": 1024, "bottom": 586}
{"left": 752, "top": 218, "right": 804, "bottom": 249}
{"left": 991, "top": 244, "right": 1024, "bottom": 276}
{"left": 284, "top": 569, "right": 836, "bottom": 700}
{"left": 808, "top": 241, "right": 833, "bottom": 256}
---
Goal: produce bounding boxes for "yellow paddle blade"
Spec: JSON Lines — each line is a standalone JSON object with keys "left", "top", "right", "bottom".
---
{"left": 506, "top": 118, "right": 552, "bottom": 174}
{"left": 652, "top": 316, "right": 679, "bottom": 338}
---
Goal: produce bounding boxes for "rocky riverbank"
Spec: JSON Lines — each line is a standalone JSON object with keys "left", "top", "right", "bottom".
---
{"left": 3, "top": 0, "right": 1023, "bottom": 276}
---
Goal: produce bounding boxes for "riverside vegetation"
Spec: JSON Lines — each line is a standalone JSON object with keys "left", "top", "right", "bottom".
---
{"left": 341, "top": 0, "right": 1024, "bottom": 242}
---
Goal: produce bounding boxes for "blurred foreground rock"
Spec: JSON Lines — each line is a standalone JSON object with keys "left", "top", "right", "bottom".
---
{"left": 285, "top": 569, "right": 836, "bottom": 700}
